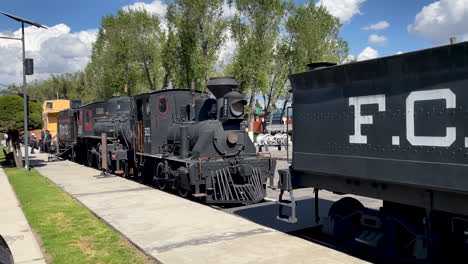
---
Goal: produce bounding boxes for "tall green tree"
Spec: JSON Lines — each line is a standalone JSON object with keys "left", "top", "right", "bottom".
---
{"left": 263, "top": 1, "right": 350, "bottom": 122}
{"left": 166, "top": 0, "right": 230, "bottom": 90}
{"left": 0, "top": 95, "right": 42, "bottom": 168}
{"left": 162, "top": 25, "right": 178, "bottom": 89}
{"left": 286, "top": 1, "right": 349, "bottom": 72}
{"left": 2, "top": 72, "right": 94, "bottom": 104}
{"left": 87, "top": 9, "right": 165, "bottom": 99}
{"left": 228, "top": 0, "right": 287, "bottom": 128}
{"left": 261, "top": 39, "right": 294, "bottom": 125}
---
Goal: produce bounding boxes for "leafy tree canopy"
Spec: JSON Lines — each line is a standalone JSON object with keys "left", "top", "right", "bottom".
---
{"left": 2, "top": 0, "right": 351, "bottom": 113}
{"left": 86, "top": 9, "right": 165, "bottom": 99}
{"left": 0, "top": 95, "right": 41, "bottom": 132}
{"left": 166, "top": 0, "right": 230, "bottom": 90}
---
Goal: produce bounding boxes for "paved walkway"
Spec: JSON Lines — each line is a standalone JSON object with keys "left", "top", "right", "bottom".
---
{"left": 30, "top": 152, "right": 368, "bottom": 264}
{"left": 0, "top": 167, "right": 46, "bottom": 264}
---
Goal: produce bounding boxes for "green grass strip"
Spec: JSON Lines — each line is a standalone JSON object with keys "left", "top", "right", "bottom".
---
{"left": 1, "top": 149, "right": 151, "bottom": 264}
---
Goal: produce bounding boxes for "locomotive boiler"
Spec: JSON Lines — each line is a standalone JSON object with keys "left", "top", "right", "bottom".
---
{"left": 278, "top": 41, "right": 468, "bottom": 262}
{"left": 57, "top": 77, "right": 275, "bottom": 204}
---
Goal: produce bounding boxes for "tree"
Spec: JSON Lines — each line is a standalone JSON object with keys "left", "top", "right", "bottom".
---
{"left": 166, "top": 0, "right": 230, "bottom": 90}
{"left": 30, "top": 72, "right": 94, "bottom": 103}
{"left": 263, "top": 1, "right": 350, "bottom": 123}
{"left": 286, "top": 1, "right": 349, "bottom": 72}
{"left": 162, "top": 25, "right": 178, "bottom": 89}
{"left": 0, "top": 95, "right": 42, "bottom": 168}
{"left": 262, "top": 38, "right": 294, "bottom": 127}
{"left": 86, "top": 9, "right": 165, "bottom": 99}
{"left": 228, "top": 0, "right": 286, "bottom": 129}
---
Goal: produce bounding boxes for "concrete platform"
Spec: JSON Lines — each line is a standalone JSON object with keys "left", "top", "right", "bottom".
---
{"left": 30, "top": 153, "right": 369, "bottom": 264}
{"left": 0, "top": 168, "right": 46, "bottom": 264}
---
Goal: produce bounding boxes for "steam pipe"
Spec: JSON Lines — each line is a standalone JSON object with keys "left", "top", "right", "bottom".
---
{"left": 180, "top": 126, "right": 189, "bottom": 158}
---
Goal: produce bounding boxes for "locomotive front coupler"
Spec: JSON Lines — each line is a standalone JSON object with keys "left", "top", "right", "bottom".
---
{"left": 228, "top": 158, "right": 240, "bottom": 174}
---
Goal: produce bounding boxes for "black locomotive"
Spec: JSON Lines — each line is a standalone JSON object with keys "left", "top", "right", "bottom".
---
{"left": 278, "top": 41, "right": 468, "bottom": 262}
{"left": 57, "top": 77, "right": 275, "bottom": 204}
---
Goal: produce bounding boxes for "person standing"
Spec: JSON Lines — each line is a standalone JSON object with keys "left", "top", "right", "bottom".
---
{"left": 45, "top": 130, "right": 52, "bottom": 153}
{"left": 39, "top": 131, "right": 45, "bottom": 153}
{"left": 4, "top": 133, "right": 9, "bottom": 150}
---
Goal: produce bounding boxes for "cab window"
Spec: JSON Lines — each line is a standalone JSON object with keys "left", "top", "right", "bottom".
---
{"left": 158, "top": 97, "right": 168, "bottom": 114}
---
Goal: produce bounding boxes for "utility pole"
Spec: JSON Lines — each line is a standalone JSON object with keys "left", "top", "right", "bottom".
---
{"left": 21, "top": 22, "right": 29, "bottom": 170}
{"left": 0, "top": 11, "right": 47, "bottom": 171}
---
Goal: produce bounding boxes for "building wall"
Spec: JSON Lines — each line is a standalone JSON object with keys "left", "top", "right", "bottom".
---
{"left": 42, "top": 100, "right": 71, "bottom": 138}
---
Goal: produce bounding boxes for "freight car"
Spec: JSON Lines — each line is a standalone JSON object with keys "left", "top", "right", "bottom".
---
{"left": 278, "top": 41, "right": 468, "bottom": 262}
{"left": 57, "top": 77, "right": 275, "bottom": 204}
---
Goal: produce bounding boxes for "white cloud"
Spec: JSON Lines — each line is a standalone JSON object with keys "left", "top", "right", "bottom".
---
{"left": 363, "top": 21, "right": 390, "bottom": 30}
{"left": 317, "top": 0, "right": 366, "bottom": 23}
{"left": 368, "top": 34, "right": 387, "bottom": 46}
{"left": 396, "top": 51, "right": 403, "bottom": 55}
{"left": 222, "top": 1, "right": 237, "bottom": 18}
{"left": 0, "top": 24, "right": 97, "bottom": 85}
{"left": 122, "top": 0, "right": 167, "bottom": 17}
{"left": 123, "top": 0, "right": 169, "bottom": 32}
{"left": 357, "top": 46, "right": 379, "bottom": 61}
{"left": 216, "top": 30, "right": 236, "bottom": 68}
{"left": 343, "top": 54, "right": 357, "bottom": 63}
{"left": 408, "top": 0, "right": 468, "bottom": 44}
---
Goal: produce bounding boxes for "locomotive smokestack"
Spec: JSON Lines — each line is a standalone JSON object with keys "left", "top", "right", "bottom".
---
{"left": 207, "top": 77, "right": 238, "bottom": 99}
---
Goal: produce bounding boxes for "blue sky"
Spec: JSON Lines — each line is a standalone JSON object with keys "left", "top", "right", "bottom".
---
{"left": 1, "top": 0, "right": 467, "bottom": 84}
{"left": 336, "top": 0, "right": 436, "bottom": 56}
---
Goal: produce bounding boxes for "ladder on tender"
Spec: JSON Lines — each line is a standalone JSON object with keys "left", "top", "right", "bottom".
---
{"left": 276, "top": 169, "right": 297, "bottom": 223}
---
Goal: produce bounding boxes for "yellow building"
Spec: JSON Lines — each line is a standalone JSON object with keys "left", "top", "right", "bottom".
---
{"left": 42, "top": 99, "right": 72, "bottom": 138}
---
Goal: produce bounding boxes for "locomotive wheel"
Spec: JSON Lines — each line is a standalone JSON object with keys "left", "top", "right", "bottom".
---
{"left": 328, "top": 197, "right": 364, "bottom": 241}
{"left": 137, "top": 166, "right": 146, "bottom": 183}
{"left": 329, "top": 197, "right": 364, "bottom": 218}
{"left": 157, "top": 180, "right": 167, "bottom": 190}
{"left": 154, "top": 163, "right": 166, "bottom": 190}
{"left": 178, "top": 187, "right": 190, "bottom": 198}
{"left": 86, "top": 150, "right": 93, "bottom": 167}
{"left": 120, "top": 160, "right": 129, "bottom": 178}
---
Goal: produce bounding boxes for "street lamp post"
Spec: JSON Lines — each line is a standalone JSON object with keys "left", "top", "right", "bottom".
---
{"left": 0, "top": 11, "right": 46, "bottom": 171}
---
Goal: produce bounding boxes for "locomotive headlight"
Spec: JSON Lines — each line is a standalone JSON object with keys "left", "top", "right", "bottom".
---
{"left": 227, "top": 133, "right": 239, "bottom": 144}
{"left": 230, "top": 99, "right": 246, "bottom": 117}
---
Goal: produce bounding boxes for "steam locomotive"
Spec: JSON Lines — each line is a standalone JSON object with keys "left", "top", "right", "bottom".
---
{"left": 57, "top": 77, "right": 275, "bottom": 204}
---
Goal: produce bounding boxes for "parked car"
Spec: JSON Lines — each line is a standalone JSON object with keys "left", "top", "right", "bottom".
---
{"left": 0, "top": 235, "right": 14, "bottom": 264}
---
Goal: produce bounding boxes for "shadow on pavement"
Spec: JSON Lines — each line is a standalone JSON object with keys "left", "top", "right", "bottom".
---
{"left": 225, "top": 197, "right": 334, "bottom": 233}
{"left": 28, "top": 156, "right": 51, "bottom": 168}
